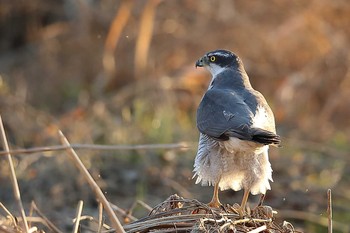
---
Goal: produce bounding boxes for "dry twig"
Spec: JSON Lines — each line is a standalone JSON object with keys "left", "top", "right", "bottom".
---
{"left": 327, "top": 189, "right": 332, "bottom": 233}
{"left": 97, "top": 202, "right": 104, "bottom": 233}
{"left": 109, "top": 203, "right": 138, "bottom": 222}
{"left": 0, "top": 202, "right": 17, "bottom": 227}
{"left": 72, "top": 200, "right": 84, "bottom": 233}
{"left": 248, "top": 225, "right": 267, "bottom": 233}
{"left": 0, "top": 115, "right": 29, "bottom": 233}
{"left": 0, "top": 142, "right": 190, "bottom": 156}
{"left": 58, "top": 130, "right": 126, "bottom": 233}
{"left": 30, "top": 202, "right": 63, "bottom": 233}
{"left": 122, "top": 195, "right": 291, "bottom": 233}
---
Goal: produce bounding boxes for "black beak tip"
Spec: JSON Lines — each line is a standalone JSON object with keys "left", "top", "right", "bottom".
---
{"left": 195, "top": 59, "right": 203, "bottom": 68}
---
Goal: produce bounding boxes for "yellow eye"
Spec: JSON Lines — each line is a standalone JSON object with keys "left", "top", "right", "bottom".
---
{"left": 210, "top": 56, "right": 216, "bottom": 62}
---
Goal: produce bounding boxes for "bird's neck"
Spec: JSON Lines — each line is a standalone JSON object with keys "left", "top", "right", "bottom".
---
{"left": 237, "top": 67, "right": 253, "bottom": 89}
{"left": 211, "top": 68, "right": 253, "bottom": 90}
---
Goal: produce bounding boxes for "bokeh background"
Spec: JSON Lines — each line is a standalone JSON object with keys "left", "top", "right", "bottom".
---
{"left": 1, "top": 0, "right": 349, "bottom": 232}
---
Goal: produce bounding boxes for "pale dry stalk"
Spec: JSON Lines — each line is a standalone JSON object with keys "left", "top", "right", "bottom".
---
{"left": 58, "top": 130, "right": 126, "bottom": 233}
{"left": 0, "top": 115, "right": 29, "bottom": 233}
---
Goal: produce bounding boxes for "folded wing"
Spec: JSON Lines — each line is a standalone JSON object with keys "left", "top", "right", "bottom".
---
{"left": 197, "top": 88, "right": 280, "bottom": 145}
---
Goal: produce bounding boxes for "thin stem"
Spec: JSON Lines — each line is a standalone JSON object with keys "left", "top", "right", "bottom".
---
{"left": 0, "top": 115, "right": 29, "bottom": 233}
{"left": 58, "top": 130, "right": 126, "bottom": 233}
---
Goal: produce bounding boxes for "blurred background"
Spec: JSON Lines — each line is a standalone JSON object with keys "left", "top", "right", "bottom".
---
{"left": 0, "top": 0, "right": 349, "bottom": 232}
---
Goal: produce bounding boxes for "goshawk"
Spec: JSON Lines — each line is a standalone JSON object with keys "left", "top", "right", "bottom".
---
{"left": 193, "top": 49, "right": 281, "bottom": 215}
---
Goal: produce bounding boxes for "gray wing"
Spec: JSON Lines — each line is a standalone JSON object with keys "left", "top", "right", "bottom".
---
{"left": 197, "top": 88, "right": 280, "bottom": 145}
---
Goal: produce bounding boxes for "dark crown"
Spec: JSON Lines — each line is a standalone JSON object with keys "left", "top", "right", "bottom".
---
{"left": 206, "top": 49, "right": 241, "bottom": 68}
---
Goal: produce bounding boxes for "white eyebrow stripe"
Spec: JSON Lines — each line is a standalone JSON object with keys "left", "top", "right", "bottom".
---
{"left": 209, "top": 52, "right": 230, "bottom": 57}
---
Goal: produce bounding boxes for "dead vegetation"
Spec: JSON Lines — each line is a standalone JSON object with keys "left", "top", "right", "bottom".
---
{"left": 122, "top": 195, "right": 296, "bottom": 233}
{"left": 0, "top": 125, "right": 300, "bottom": 233}
{"left": 1, "top": 117, "right": 344, "bottom": 232}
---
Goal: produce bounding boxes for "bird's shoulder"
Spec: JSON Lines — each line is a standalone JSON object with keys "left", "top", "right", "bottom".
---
{"left": 198, "top": 88, "right": 252, "bottom": 118}
{"left": 197, "top": 88, "right": 254, "bottom": 140}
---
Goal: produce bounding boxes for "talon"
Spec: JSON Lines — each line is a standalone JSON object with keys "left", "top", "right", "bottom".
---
{"left": 231, "top": 203, "right": 246, "bottom": 217}
{"left": 207, "top": 183, "right": 222, "bottom": 209}
{"left": 207, "top": 200, "right": 222, "bottom": 209}
{"left": 257, "top": 194, "right": 266, "bottom": 207}
{"left": 238, "top": 206, "right": 246, "bottom": 218}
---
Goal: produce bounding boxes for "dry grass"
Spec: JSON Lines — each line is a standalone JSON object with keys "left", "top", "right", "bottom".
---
{"left": 122, "top": 194, "right": 297, "bottom": 233}
{"left": 1, "top": 116, "right": 342, "bottom": 233}
{"left": 1, "top": 193, "right": 300, "bottom": 233}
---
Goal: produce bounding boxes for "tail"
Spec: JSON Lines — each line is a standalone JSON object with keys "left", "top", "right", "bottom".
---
{"left": 251, "top": 128, "right": 281, "bottom": 146}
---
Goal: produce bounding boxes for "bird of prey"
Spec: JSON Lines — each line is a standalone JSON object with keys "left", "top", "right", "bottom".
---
{"left": 193, "top": 49, "right": 280, "bottom": 215}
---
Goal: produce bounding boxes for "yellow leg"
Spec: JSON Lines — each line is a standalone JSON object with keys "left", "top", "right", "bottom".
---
{"left": 257, "top": 194, "right": 265, "bottom": 207}
{"left": 207, "top": 183, "right": 222, "bottom": 208}
{"left": 239, "top": 189, "right": 250, "bottom": 217}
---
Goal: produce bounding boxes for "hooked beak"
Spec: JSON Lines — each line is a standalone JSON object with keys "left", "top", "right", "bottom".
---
{"left": 195, "top": 55, "right": 208, "bottom": 68}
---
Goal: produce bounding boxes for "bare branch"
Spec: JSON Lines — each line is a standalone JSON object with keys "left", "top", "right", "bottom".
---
{"left": 0, "top": 115, "right": 29, "bottom": 233}
{"left": 58, "top": 130, "right": 126, "bottom": 233}
{"left": 31, "top": 202, "right": 63, "bottom": 233}
{"left": 0, "top": 142, "right": 191, "bottom": 156}
{"left": 72, "top": 201, "right": 84, "bottom": 233}
{"left": 328, "top": 189, "right": 333, "bottom": 233}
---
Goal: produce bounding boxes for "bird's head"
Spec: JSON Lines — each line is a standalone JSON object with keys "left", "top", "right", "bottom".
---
{"left": 195, "top": 49, "right": 241, "bottom": 76}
